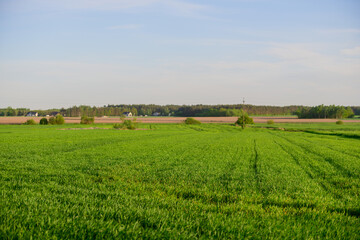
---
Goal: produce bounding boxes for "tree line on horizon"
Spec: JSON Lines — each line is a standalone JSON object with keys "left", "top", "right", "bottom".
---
{"left": 0, "top": 104, "right": 359, "bottom": 118}
{"left": 295, "top": 105, "right": 355, "bottom": 119}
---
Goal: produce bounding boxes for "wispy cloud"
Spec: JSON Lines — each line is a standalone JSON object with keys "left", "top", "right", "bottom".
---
{"left": 319, "top": 29, "right": 360, "bottom": 34}
{"left": 107, "top": 24, "right": 142, "bottom": 30}
{"left": 267, "top": 44, "right": 360, "bottom": 76}
{"left": 160, "top": 0, "right": 208, "bottom": 16}
{"left": 21, "top": 0, "right": 160, "bottom": 11}
{"left": 341, "top": 46, "right": 360, "bottom": 56}
{"left": 202, "top": 61, "right": 277, "bottom": 71}
{"left": 159, "top": 37, "right": 276, "bottom": 47}
{"left": 1, "top": 50, "right": 359, "bottom": 108}
{"left": 4, "top": 0, "right": 210, "bottom": 17}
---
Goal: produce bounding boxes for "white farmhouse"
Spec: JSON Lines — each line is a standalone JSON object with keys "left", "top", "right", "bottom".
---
{"left": 26, "top": 112, "right": 38, "bottom": 117}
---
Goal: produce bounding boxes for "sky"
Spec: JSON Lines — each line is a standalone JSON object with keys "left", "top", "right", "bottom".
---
{"left": 0, "top": 0, "right": 359, "bottom": 109}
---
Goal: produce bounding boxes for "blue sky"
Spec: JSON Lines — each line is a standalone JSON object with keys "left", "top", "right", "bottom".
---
{"left": 0, "top": 0, "right": 359, "bottom": 109}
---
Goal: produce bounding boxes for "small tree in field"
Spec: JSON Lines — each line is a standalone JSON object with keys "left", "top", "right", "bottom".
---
{"left": 267, "top": 119, "right": 274, "bottom": 125}
{"left": 184, "top": 117, "right": 201, "bottom": 125}
{"left": 114, "top": 117, "right": 138, "bottom": 130}
{"left": 235, "top": 110, "right": 254, "bottom": 128}
{"left": 49, "top": 115, "right": 65, "bottom": 125}
{"left": 40, "top": 118, "right": 48, "bottom": 125}
{"left": 80, "top": 116, "right": 94, "bottom": 124}
{"left": 55, "top": 114, "right": 65, "bottom": 125}
{"left": 48, "top": 117, "right": 56, "bottom": 125}
{"left": 24, "top": 119, "right": 36, "bottom": 125}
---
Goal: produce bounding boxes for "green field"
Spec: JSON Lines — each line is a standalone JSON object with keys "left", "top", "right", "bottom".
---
{"left": 1, "top": 123, "right": 360, "bottom": 239}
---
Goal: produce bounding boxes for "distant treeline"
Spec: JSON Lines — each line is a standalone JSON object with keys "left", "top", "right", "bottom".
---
{"left": 44, "top": 104, "right": 302, "bottom": 117}
{"left": 0, "top": 108, "right": 30, "bottom": 116}
{"left": 295, "top": 105, "right": 355, "bottom": 119}
{"left": 0, "top": 107, "right": 60, "bottom": 117}
{"left": 1, "top": 104, "right": 359, "bottom": 118}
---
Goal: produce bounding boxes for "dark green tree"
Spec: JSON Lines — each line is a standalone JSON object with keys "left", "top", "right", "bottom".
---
{"left": 55, "top": 115, "right": 65, "bottom": 125}
{"left": 39, "top": 118, "right": 48, "bottom": 125}
{"left": 184, "top": 117, "right": 201, "bottom": 125}
{"left": 235, "top": 110, "right": 254, "bottom": 128}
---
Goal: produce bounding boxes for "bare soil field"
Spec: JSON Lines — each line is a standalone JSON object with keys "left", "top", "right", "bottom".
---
{"left": 1, "top": 116, "right": 360, "bottom": 124}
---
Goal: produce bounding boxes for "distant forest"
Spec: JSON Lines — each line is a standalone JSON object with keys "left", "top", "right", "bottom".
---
{"left": 295, "top": 105, "right": 355, "bottom": 119}
{"left": 1, "top": 105, "right": 359, "bottom": 118}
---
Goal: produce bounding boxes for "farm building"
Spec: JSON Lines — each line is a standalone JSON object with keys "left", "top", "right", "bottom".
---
{"left": 26, "top": 112, "right": 38, "bottom": 117}
{"left": 123, "top": 112, "right": 132, "bottom": 117}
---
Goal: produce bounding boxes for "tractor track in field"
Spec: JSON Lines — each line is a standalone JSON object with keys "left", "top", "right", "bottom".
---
{"left": 271, "top": 132, "right": 358, "bottom": 179}
{"left": 273, "top": 140, "right": 312, "bottom": 178}
{"left": 269, "top": 132, "right": 349, "bottom": 199}
{"left": 258, "top": 198, "right": 360, "bottom": 218}
{"left": 252, "top": 139, "right": 266, "bottom": 196}
{"left": 298, "top": 135, "right": 360, "bottom": 159}
{"left": 253, "top": 140, "right": 259, "bottom": 179}
{"left": 301, "top": 130, "right": 360, "bottom": 140}
{"left": 272, "top": 139, "right": 341, "bottom": 198}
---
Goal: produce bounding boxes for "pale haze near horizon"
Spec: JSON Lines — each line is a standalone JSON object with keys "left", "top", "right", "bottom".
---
{"left": 0, "top": 0, "right": 359, "bottom": 110}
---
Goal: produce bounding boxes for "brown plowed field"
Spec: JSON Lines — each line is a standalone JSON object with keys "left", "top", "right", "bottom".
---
{"left": 1, "top": 116, "right": 360, "bottom": 124}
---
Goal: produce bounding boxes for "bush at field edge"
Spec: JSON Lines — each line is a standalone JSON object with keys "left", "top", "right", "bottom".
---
{"left": 114, "top": 118, "right": 138, "bottom": 130}
{"left": 55, "top": 115, "right": 65, "bottom": 125}
{"left": 24, "top": 119, "right": 36, "bottom": 125}
{"left": 48, "top": 115, "right": 65, "bottom": 125}
{"left": 80, "top": 116, "right": 95, "bottom": 124}
{"left": 40, "top": 118, "right": 48, "bottom": 125}
{"left": 184, "top": 117, "right": 201, "bottom": 125}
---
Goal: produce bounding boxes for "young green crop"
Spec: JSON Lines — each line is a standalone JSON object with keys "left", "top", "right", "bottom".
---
{"left": 0, "top": 123, "right": 359, "bottom": 239}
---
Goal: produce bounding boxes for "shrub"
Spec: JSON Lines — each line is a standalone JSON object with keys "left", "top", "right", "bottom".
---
{"left": 55, "top": 114, "right": 65, "bottom": 125}
{"left": 39, "top": 118, "right": 48, "bottom": 125}
{"left": 267, "top": 120, "right": 274, "bottom": 125}
{"left": 184, "top": 117, "right": 201, "bottom": 125}
{"left": 48, "top": 117, "right": 56, "bottom": 125}
{"left": 336, "top": 120, "right": 343, "bottom": 125}
{"left": 48, "top": 115, "right": 65, "bottom": 125}
{"left": 235, "top": 111, "right": 254, "bottom": 128}
{"left": 124, "top": 120, "right": 137, "bottom": 129}
{"left": 24, "top": 119, "right": 36, "bottom": 125}
{"left": 80, "top": 116, "right": 94, "bottom": 124}
{"left": 235, "top": 117, "right": 254, "bottom": 125}
{"left": 114, "top": 118, "right": 138, "bottom": 130}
